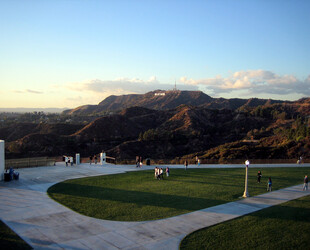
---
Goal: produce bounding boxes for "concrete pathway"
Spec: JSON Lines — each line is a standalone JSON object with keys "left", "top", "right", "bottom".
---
{"left": 0, "top": 163, "right": 309, "bottom": 249}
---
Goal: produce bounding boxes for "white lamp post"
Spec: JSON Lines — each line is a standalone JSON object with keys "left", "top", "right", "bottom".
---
{"left": 243, "top": 160, "right": 250, "bottom": 198}
{"left": 0, "top": 140, "right": 4, "bottom": 181}
{"left": 100, "top": 152, "right": 106, "bottom": 165}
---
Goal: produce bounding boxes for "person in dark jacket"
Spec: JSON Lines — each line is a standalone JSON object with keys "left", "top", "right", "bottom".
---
{"left": 303, "top": 175, "right": 308, "bottom": 191}
{"left": 184, "top": 160, "right": 188, "bottom": 170}
{"left": 257, "top": 170, "right": 262, "bottom": 183}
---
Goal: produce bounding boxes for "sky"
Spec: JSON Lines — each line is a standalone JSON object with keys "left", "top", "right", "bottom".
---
{"left": 0, "top": 0, "right": 309, "bottom": 108}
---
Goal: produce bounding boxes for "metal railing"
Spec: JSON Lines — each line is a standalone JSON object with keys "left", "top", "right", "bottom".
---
{"left": 5, "top": 156, "right": 307, "bottom": 169}
{"left": 116, "top": 158, "right": 309, "bottom": 165}
{"left": 5, "top": 157, "right": 57, "bottom": 170}
{"left": 80, "top": 156, "right": 116, "bottom": 164}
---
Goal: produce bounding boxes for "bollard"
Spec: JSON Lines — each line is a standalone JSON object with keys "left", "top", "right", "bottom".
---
{"left": 75, "top": 153, "right": 80, "bottom": 165}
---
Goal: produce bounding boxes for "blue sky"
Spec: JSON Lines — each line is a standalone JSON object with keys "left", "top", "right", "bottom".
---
{"left": 0, "top": 0, "right": 309, "bottom": 108}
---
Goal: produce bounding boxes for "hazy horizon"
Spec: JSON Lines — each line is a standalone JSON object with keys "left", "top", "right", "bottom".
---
{"left": 1, "top": 1, "right": 309, "bottom": 108}
{"left": 0, "top": 89, "right": 307, "bottom": 112}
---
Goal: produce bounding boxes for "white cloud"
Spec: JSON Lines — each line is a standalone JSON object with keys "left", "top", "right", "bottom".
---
{"left": 63, "top": 77, "right": 198, "bottom": 95}
{"left": 26, "top": 89, "right": 43, "bottom": 94}
{"left": 12, "top": 89, "right": 43, "bottom": 94}
{"left": 180, "top": 70, "right": 310, "bottom": 96}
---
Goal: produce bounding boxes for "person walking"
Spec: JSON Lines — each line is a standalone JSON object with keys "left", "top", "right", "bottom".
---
{"left": 65, "top": 156, "right": 68, "bottom": 167}
{"left": 267, "top": 177, "right": 272, "bottom": 192}
{"left": 257, "top": 170, "right": 262, "bottom": 183}
{"left": 303, "top": 175, "right": 308, "bottom": 191}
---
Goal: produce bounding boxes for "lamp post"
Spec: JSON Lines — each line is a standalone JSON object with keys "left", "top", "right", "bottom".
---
{"left": 243, "top": 160, "right": 250, "bottom": 198}
{"left": 0, "top": 140, "right": 4, "bottom": 181}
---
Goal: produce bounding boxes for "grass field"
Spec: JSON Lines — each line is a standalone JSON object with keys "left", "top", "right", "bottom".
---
{"left": 47, "top": 167, "right": 310, "bottom": 221}
{"left": 180, "top": 195, "right": 310, "bottom": 249}
{"left": 0, "top": 220, "right": 32, "bottom": 250}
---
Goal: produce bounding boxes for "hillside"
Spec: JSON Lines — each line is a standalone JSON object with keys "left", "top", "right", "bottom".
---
{"left": 5, "top": 98, "right": 310, "bottom": 161}
{"left": 63, "top": 90, "right": 214, "bottom": 115}
{"left": 0, "top": 123, "right": 83, "bottom": 142}
{"left": 63, "top": 90, "right": 288, "bottom": 116}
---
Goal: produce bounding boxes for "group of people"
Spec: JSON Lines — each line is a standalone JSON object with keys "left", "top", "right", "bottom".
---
{"left": 89, "top": 155, "right": 98, "bottom": 165}
{"left": 64, "top": 156, "right": 74, "bottom": 166}
{"left": 184, "top": 157, "right": 201, "bottom": 170}
{"left": 195, "top": 156, "right": 201, "bottom": 166}
{"left": 136, "top": 156, "right": 143, "bottom": 168}
{"left": 154, "top": 167, "right": 169, "bottom": 180}
{"left": 297, "top": 156, "right": 303, "bottom": 164}
{"left": 257, "top": 170, "right": 273, "bottom": 192}
{"left": 258, "top": 170, "right": 308, "bottom": 192}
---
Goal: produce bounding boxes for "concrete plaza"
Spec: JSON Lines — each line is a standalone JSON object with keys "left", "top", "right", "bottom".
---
{"left": 0, "top": 163, "right": 309, "bottom": 249}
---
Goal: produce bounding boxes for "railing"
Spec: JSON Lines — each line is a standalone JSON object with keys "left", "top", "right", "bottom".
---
{"left": 5, "top": 156, "right": 307, "bottom": 169}
{"left": 5, "top": 155, "right": 116, "bottom": 169}
{"left": 5, "top": 157, "right": 58, "bottom": 170}
{"left": 80, "top": 156, "right": 116, "bottom": 164}
{"left": 116, "top": 158, "right": 309, "bottom": 165}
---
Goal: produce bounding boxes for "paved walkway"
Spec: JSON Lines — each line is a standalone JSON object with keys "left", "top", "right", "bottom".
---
{"left": 0, "top": 163, "right": 309, "bottom": 249}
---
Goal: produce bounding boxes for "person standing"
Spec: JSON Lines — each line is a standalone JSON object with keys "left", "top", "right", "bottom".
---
{"left": 89, "top": 155, "right": 93, "bottom": 165}
{"left": 197, "top": 158, "right": 201, "bottom": 167}
{"left": 257, "top": 170, "right": 262, "bottom": 183}
{"left": 136, "top": 156, "right": 139, "bottom": 168}
{"left": 267, "top": 177, "right": 272, "bottom": 192}
{"left": 166, "top": 167, "right": 170, "bottom": 177}
{"left": 160, "top": 168, "right": 164, "bottom": 179}
{"left": 139, "top": 156, "right": 143, "bottom": 168}
{"left": 184, "top": 160, "right": 188, "bottom": 170}
{"left": 303, "top": 175, "right": 308, "bottom": 191}
{"left": 94, "top": 155, "right": 97, "bottom": 164}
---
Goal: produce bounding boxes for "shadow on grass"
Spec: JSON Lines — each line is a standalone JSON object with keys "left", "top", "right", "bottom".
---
{"left": 249, "top": 198, "right": 310, "bottom": 222}
{"left": 0, "top": 220, "right": 32, "bottom": 250}
{"left": 48, "top": 182, "right": 223, "bottom": 211}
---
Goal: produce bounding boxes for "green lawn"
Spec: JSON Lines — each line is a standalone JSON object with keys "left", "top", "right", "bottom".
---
{"left": 47, "top": 167, "right": 309, "bottom": 221}
{"left": 0, "top": 220, "right": 32, "bottom": 250}
{"left": 180, "top": 195, "right": 310, "bottom": 250}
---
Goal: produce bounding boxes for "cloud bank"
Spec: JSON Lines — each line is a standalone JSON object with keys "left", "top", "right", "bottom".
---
{"left": 180, "top": 70, "right": 310, "bottom": 96}
{"left": 65, "top": 76, "right": 198, "bottom": 94}
{"left": 53, "top": 70, "right": 308, "bottom": 108}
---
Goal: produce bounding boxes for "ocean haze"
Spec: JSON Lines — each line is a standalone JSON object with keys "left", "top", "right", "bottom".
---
{"left": 0, "top": 108, "right": 68, "bottom": 113}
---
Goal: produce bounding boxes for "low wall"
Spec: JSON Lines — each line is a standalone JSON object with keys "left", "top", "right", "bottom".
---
{"left": 117, "top": 158, "right": 308, "bottom": 165}
{"left": 80, "top": 156, "right": 116, "bottom": 164}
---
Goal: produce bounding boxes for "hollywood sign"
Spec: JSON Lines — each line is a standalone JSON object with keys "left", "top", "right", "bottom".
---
{"left": 154, "top": 93, "right": 166, "bottom": 96}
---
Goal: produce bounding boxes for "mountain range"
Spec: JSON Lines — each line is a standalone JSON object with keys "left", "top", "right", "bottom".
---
{"left": 63, "top": 90, "right": 285, "bottom": 115}
{"left": 2, "top": 91, "right": 309, "bottom": 162}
